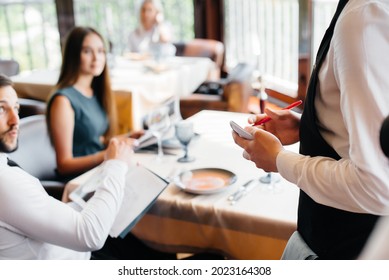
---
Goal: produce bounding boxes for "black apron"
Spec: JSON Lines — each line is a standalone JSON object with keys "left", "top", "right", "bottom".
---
{"left": 298, "top": 0, "right": 379, "bottom": 259}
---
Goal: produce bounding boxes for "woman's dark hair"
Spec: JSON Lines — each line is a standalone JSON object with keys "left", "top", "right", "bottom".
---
{"left": 48, "top": 26, "right": 117, "bottom": 140}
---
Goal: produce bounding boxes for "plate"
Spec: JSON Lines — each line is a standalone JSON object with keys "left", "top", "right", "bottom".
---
{"left": 122, "top": 52, "right": 150, "bottom": 61}
{"left": 144, "top": 62, "right": 170, "bottom": 73}
{"left": 175, "top": 168, "right": 237, "bottom": 194}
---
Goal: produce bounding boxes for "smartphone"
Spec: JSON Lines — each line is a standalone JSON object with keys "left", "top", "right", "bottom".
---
{"left": 230, "top": 120, "right": 254, "bottom": 140}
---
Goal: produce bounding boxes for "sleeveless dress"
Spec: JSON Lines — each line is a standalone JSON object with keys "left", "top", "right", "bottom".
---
{"left": 47, "top": 86, "right": 108, "bottom": 157}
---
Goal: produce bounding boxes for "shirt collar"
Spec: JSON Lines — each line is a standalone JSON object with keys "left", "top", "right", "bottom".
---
{"left": 0, "top": 153, "right": 8, "bottom": 166}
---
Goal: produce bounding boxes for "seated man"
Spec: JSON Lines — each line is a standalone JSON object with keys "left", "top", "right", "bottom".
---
{"left": 0, "top": 74, "right": 137, "bottom": 259}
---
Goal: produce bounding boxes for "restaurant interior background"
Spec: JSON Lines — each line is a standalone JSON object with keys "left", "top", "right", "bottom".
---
{"left": 0, "top": 0, "right": 338, "bottom": 106}
{"left": 2, "top": 0, "right": 367, "bottom": 261}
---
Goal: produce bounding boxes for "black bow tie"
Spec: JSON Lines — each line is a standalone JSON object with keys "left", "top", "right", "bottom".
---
{"left": 7, "top": 158, "right": 20, "bottom": 167}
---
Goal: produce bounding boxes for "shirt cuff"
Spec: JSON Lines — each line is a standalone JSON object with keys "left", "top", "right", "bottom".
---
{"left": 276, "top": 150, "right": 300, "bottom": 185}
{"left": 103, "top": 159, "right": 128, "bottom": 176}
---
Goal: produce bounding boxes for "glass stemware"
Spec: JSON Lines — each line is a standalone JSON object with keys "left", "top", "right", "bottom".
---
{"left": 175, "top": 120, "right": 195, "bottom": 163}
{"left": 145, "top": 106, "right": 171, "bottom": 161}
{"left": 259, "top": 172, "right": 281, "bottom": 184}
{"left": 256, "top": 80, "right": 281, "bottom": 192}
{"left": 259, "top": 172, "right": 282, "bottom": 194}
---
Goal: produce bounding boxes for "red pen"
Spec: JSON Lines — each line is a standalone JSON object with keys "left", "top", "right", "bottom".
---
{"left": 253, "top": 100, "right": 303, "bottom": 126}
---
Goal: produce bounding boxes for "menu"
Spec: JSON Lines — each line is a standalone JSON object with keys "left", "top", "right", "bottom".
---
{"left": 69, "top": 165, "right": 168, "bottom": 238}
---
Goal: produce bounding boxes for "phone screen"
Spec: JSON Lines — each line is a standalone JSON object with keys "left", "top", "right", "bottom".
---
{"left": 230, "top": 121, "right": 253, "bottom": 140}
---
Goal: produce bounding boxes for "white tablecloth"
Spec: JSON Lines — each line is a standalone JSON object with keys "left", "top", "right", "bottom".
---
{"left": 64, "top": 110, "right": 300, "bottom": 259}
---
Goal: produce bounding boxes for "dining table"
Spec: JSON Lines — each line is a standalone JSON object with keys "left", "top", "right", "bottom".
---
{"left": 63, "top": 110, "right": 300, "bottom": 260}
{"left": 11, "top": 56, "right": 213, "bottom": 132}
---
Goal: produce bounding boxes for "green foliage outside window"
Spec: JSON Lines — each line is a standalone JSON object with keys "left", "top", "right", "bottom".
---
{"left": 74, "top": 0, "right": 194, "bottom": 56}
{"left": 0, "top": 0, "right": 193, "bottom": 72}
{"left": 0, "top": 1, "right": 60, "bottom": 71}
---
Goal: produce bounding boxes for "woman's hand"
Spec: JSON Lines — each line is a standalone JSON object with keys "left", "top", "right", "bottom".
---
{"left": 115, "top": 130, "right": 145, "bottom": 140}
{"left": 248, "top": 107, "right": 301, "bottom": 145}
{"left": 155, "top": 12, "right": 164, "bottom": 25}
{"left": 128, "top": 130, "right": 145, "bottom": 139}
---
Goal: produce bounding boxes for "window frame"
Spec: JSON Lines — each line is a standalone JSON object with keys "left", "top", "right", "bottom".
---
{"left": 193, "top": 0, "right": 311, "bottom": 105}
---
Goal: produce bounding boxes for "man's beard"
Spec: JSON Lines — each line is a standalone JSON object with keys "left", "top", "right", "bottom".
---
{"left": 0, "top": 133, "right": 18, "bottom": 153}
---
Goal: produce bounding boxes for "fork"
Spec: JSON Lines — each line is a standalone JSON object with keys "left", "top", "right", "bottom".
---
{"left": 230, "top": 181, "right": 258, "bottom": 205}
{"left": 228, "top": 179, "right": 255, "bottom": 201}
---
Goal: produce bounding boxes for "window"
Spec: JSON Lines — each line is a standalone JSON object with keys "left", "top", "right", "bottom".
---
{"left": 223, "top": 0, "right": 337, "bottom": 101}
{"left": 0, "top": 0, "right": 337, "bottom": 100}
{"left": 0, "top": 0, "right": 193, "bottom": 72}
{"left": 0, "top": 0, "right": 60, "bottom": 71}
{"left": 224, "top": 0, "right": 299, "bottom": 97}
{"left": 73, "top": 0, "right": 194, "bottom": 57}
{"left": 311, "top": 0, "right": 337, "bottom": 64}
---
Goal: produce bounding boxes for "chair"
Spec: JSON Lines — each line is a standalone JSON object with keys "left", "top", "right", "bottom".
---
{"left": 9, "top": 115, "right": 65, "bottom": 200}
{"left": 18, "top": 98, "right": 46, "bottom": 118}
{"left": 174, "top": 38, "right": 224, "bottom": 79}
{"left": 0, "top": 58, "right": 20, "bottom": 76}
{"left": 180, "top": 62, "right": 255, "bottom": 119}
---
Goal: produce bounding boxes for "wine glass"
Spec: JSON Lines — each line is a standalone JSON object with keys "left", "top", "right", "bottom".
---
{"left": 145, "top": 106, "right": 171, "bottom": 161}
{"left": 259, "top": 172, "right": 282, "bottom": 194}
{"left": 175, "top": 120, "right": 195, "bottom": 162}
{"left": 259, "top": 172, "right": 281, "bottom": 184}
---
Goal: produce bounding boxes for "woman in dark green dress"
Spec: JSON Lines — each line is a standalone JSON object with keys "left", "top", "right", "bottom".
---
{"left": 46, "top": 26, "right": 175, "bottom": 260}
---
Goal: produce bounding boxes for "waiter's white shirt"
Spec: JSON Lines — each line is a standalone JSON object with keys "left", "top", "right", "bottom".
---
{"left": 277, "top": 0, "right": 389, "bottom": 215}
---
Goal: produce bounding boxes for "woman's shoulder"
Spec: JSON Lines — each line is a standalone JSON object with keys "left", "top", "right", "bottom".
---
{"left": 48, "top": 87, "right": 80, "bottom": 109}
{"left": 49, "top": 86, "right": 73, "bottom": 99}
{"left": 55, "top": 86, "right": 78, "bottom": 96}
{"left": 53, "top": 86, "right": 88, "bottom": 101}
{"left": 129, "top": 26, "right": 140, "bottom": 37}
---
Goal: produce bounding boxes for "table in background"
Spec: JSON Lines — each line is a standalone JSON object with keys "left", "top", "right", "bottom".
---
{"left": 65, "top": 110, "right": 299, "bottom": 259}
{"left": 11, "top": 56, "right": 212, "bottom": 131}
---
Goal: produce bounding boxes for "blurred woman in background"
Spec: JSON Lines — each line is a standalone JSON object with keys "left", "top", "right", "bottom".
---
{"left": 128, "top": 0, "right": 175, "bottom": 57}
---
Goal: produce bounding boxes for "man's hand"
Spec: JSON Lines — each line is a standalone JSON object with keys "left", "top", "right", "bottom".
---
{"left": 248, "top": 107, "right": 301, "bottom": 145}
{"left": 105, "top": 138, "right": 137, "bottom": 166}
{"left": 232, "top": 126, "right": 284, "bottom": 172}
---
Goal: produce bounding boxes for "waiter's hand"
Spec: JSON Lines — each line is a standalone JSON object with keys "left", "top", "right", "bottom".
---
{"left": 232, "top": 126, "right": 284, "bottom": 172}
{"left": 249, "top": 108, "right": 301, "bottom": 145}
